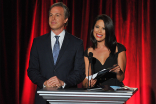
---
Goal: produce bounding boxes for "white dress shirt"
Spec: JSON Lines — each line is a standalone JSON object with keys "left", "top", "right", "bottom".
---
{"left": 51, "top": 30, "right": 65, "bottom": 51}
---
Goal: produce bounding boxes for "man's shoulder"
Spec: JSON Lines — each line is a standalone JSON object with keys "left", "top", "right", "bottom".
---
{"left": 35, "top": 32, "right": 50, "bottom": 40}
{"left": 32, "top": 32, "right": 50, "bottom": 46}
{"left": 66, "top": 31, "right": 83, "bottom": 43}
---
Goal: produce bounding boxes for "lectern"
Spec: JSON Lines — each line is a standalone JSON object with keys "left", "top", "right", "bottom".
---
{"left": 37, "top": 87, "right": 137, "bottom": 104}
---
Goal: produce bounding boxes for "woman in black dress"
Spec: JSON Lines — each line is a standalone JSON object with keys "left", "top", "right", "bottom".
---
{"left": 82, "top": 14, "right": 126, "bottom": 88}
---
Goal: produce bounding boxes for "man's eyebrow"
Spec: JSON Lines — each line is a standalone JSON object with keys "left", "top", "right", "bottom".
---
{"left": 55, "top": 13, "right": 61, "bottom": 15}
{"left": 49, "top": 13, "right": 61, "bottom": 15}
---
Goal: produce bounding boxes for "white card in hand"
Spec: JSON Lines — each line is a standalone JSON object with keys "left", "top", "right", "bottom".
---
{"left": 86, "top": 69, "right": 107, "bottom": 80}
{"left": 86, "top": 73, "right": 98, "bottom": 80}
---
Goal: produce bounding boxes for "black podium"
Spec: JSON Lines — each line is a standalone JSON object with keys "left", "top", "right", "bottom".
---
{"left": 37, "top": 87, "right": 137, "bottom": 104}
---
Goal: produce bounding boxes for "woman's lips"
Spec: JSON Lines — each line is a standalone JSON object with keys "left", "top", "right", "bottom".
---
{"left": 96, "top": 34, "right": 103, "bottom": 38}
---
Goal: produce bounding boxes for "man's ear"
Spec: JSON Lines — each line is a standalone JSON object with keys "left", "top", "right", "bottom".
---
{"left": 64, "top": 18, "right": 68, "bottom": 24}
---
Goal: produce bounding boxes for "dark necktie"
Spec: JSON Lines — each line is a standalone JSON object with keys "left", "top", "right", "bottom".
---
{"left": 53, "top": 36, "right": 60, "bottom": 65}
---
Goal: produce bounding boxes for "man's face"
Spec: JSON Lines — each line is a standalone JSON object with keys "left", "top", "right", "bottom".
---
{"left": 49, "top": 6, "right": 68, "bottom": 31}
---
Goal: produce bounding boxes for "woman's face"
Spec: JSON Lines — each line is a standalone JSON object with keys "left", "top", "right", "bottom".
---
{"left": 93, "top": 19, "right": 106, "bottom": 42}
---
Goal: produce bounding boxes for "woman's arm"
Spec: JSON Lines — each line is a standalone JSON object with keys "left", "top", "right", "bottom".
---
{"left": 82, "top": 56, "right": 97, "bottom": 88}
{"left": 82, "top": 56, "right": 91, "bottom": 87}
{"left": 117, "top": 51, "right": 126, "bottom": 81}
{"left": 110, "top": 51, "right": 126, "bottom": 81}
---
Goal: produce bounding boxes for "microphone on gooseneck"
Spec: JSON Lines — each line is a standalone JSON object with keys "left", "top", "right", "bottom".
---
{"left": 88, "top": 52, "right": 93, "bottom": 63}
{"left": 88, "top": 52, "right": 93, "bottom": 88}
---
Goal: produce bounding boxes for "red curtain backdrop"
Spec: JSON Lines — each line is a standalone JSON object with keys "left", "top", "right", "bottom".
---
{"left": 1, "top": 0, "right": 156, "bottom": 104}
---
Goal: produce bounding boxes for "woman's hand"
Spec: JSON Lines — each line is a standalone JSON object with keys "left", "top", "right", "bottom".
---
{"left": 90, "top": 79, "right": 97, "bottom": 87}
{"left": 109, "top": 64, "right": 123, "bottom": 75}
{"left": 85, "top": 79, "right": 97, "bottom": 88}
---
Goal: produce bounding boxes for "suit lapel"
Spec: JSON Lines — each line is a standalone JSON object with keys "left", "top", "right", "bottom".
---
{"left": 46, "top": 32, "right": 55, "bottom": 67}
{"left": 55, "top": 31, "right": 70, "bottom": 66}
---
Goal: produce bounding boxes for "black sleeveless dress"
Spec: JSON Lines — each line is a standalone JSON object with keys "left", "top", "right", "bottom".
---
{"left": 84, "top": 43, "right": 126, "bottom": 87}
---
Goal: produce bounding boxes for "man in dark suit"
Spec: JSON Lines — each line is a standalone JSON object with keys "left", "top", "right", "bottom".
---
{"left": 27, "top": 2, "right": 85, "bottom": 104}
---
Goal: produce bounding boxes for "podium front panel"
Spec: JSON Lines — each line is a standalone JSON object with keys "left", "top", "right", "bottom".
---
{"left": 37, "top": 87, "right": 137, "bottom": 104}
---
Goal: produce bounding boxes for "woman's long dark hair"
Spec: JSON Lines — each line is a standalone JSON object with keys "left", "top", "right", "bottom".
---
{"left": 90, "top": 14, "right": 117, "bottom": 55}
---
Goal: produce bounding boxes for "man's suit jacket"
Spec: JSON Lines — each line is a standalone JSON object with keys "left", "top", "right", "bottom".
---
{"left": 27, "top": 31, "right": 85, "bottom": 104}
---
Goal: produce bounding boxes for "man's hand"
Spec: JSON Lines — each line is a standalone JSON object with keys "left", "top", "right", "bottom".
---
{"left": 44, "top": 76, "right": 64, "bottom": 88}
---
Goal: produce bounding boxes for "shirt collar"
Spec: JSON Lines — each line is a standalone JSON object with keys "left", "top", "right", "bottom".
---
{"left": 51, "top": 30, "right": 65, "bottom": 38}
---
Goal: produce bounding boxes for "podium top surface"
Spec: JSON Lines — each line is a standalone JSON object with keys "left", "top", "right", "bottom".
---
{"left": 37, "top": 87, "right": 138, "bottom": 96}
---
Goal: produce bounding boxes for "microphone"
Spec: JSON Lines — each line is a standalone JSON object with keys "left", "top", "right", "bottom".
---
{"left": 88, "top": 52, "right": 93, "bottom": 63}
{"left": 88, "top": 52, "right": 93, "bottom": 88}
